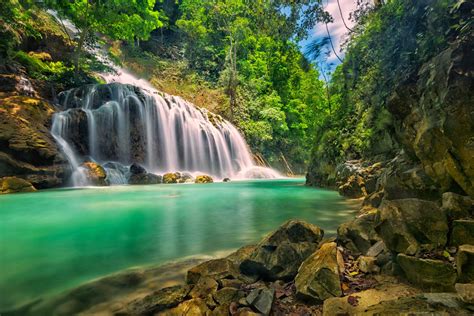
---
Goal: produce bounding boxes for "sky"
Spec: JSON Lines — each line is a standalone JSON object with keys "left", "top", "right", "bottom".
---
{"left": 300, "top": 0, "right": 357, "bottom": 75}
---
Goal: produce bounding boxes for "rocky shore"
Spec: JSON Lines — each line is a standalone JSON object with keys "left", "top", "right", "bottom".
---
{"left": 10, "top": 204, "right": 474, "bottom": 315}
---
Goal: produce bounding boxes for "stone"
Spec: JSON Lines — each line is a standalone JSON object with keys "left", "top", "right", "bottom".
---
{"left": 129, "top": 163, "right": 146, "bottom": 175}
{"left": 0, "top": 176, "right": 36, "bottom": 194}
{"left": 322, "top": 283, "right": 420, "bottom": 316}
{"left": 358, "top": 256, "right": 380, "bottom": 274}
{"left": 455, "top": 283, "right": 474, "bottom": 305}
{"left": 457, "top": 244, "right": 474, "bottom": 283}
{"left": 234, "top": 307, "right": 260, "bottom": 316}
{"left": 295, "top": 242, "right": 344, "bottom": 302}
{"left": 223, "top": 178, "right": 231, "bottom": 182}
{"left": 240, "top": 220, "right": 323, "bottom": 281}
{"left": 375, "top": 199, "right": 449, "bottom": 255}
{"left": 212, "top": 287, "right": 243, "bottom": 305}
{"left": 160, "top": 298, "right": 210, "bottom": 316}
{"left": 210, "top": 304, "right": 230, "bottom": 316}
{"left": 245, "top": 287, "right": 274, "bottom": 316}
{"left": 195, "top": 175, "right": 214, "bottom": 184}
{"left": 337, "top": 211, "right": 380, "bottom": 255}
{"left": 126, "top": 285, "right": 191, "bottom": 314}
{"left": 362, "top": 293, "right": 470, "bottom": 315}
{"left": 187, "top": 258, "right": 240, "bottom": 285}
{"left": 450, "top": 220, "right": 474, "bottom": 247}
{"left": 128, "top": 173, "right": 162, "bottom": 185}
{"left": 366, "top": 240, "right": 386, "bottom": 257}
{"left": 226, "top": 245, "right": 256, "bottom": 266}
{"left": 177, "top": 172, "right": 194, "bottom": 183}
{"left": 442, "top": 192, "right": 473, "bottom": 220}
{"left": 81, "top": 162, "right": 108, "bottom": 186}
{"left": 188, "top": 277, "right": 218, "bottom": 299}
{"left": 397, "top": 254, "right": 457, "bottom": 291}
{"left": 163, "top": 172, "right": 180, "bottom": 184}
{"left": 338, "top": 174, "right": 366, "bottom": 198}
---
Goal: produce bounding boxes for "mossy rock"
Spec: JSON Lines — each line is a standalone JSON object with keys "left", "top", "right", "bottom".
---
{"left": 81, "top": 162, "right": 108, "bottom": 186}
{"left": 163, "top": 172, "right": 180, "bottom": 184}
{"left": 397, "top": 254, "right": 457, "bottom": 291}
{"left": 450, "top": 220, "right": 474, "bottom": 247}
{"left": 0, "top": 176, "right": 36, "bottom": 194}
{"left": 195, "top": 175, "right": 213, "bottom": 184}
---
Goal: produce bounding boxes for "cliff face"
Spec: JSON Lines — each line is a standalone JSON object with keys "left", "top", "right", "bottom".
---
{"left": 388, "top": 38, "right": 473, "bottom": 197}
{"left": 307, "top": 33, "right": 474, "bottom": 199}
{"left": 0, "top": 74, "right": 67, "bottom": 189}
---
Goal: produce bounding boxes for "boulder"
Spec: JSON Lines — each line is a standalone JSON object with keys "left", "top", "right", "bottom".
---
{"left": 163, "top": 172, "right": 180, "bottom": 184}
{"left": 160, "top": 298, "right": 210, "bottom": 316}
{"left": 338, "top": 174, "right": 366, "bottom": 198}
{"left": 322, "top": 283, "right": 420, "bottom": 316}
{"left": 358, "top": 256, "right": 380, "bottom": 274}
{"left": 455, "top": 283, "right": 474, "bottom": 305}
{"left": 366, "top": 240, "right": 386, "bottom": 257}
{"left": 457, "top": 244, "right": 474, "bottom": 283}
{"left": 188, "top": 277, "right": 218, "bottom": 299}
{"left": 177, "top": 172, "right": 194, "bottom": 183}
{"left": 450, "top": 220, "right": 474, "bottom": 247}
{"left": 295, "top": 242, "right": 344, "bottom": 302}
{"left": 187, "top": 258, "right": 240, "bottom": 285}
{"left": 129, "top": 173, "right": 162, "bottom": 185}
{"left": 129, "top": 163, "right": 146, "bottom": 175}
{"left": 240, "top": 220, "right": 323, "bottom": 281}
{"left": 212, "top": 287, "right": 243, "bottom": 305}
{"left": 337, "top": 211, "right": 380, "bottom": 255}
{"left": 81, "top": 162, "right": 108, "bottom": 186}
{"left": 223, "top": 178, "right": 231, "bottom": 182}
{"left": 0, "top": 176, "right": 36, "bottom": 194}
{"left": 375, "top": 199, "right": 449, "bottom": 255}
{"left": 442, "top": 192, "right": 473, "bottom": 220}
{"left": 195, "top": 175, "right": 214, "bottom": 184}
{"left": 245, "top": 287, "right": 274, "bottom": 316}
{"left": 397, "top": 254, "right": 457, "bottom": 291}
{"left": 125, "top": 285, "right": 191, "bottom": 315}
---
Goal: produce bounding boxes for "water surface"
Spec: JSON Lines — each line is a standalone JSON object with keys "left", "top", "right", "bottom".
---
{"left": 0, "top": 179, "right": 358, "bottom": 309}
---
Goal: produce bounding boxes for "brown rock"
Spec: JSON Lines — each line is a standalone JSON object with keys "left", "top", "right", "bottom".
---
{"left": 295, "top": 242, "right": 344, "bottom": 302}
{"left": 240, "top": 220, "right": 323, "bottom": 281}
{"left": 457, "top": 244, "right": 474, "bottom": 283}
{"left": 187, "top": 258, "right": 240, "bottom": 285}
{"left": 126, "top": 285, "right": 191, "bottom": 315}
{"left": 1, "top": 176, "right": 36, "bottom": 194}
{"left": 450, "top": 220, "right": 474, "bottom": 247}
{"left": 159, "top": 298, "right": 210, "bottom": 316}
{"left": 81, "top": 161, "right": 108, "bottom": 186}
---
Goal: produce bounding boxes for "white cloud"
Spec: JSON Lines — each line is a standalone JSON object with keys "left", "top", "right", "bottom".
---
{"left": 312, "top": 0, "right": 357, "bottom": 66}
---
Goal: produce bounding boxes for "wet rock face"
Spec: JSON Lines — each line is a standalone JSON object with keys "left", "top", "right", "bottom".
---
{"left": 195, "top": 174, "right": 213, "bottom": 184}
{"left": 295, "top": 242, "right": 344, "bottom": 302}
{"left": 375, "top": 199, "right": 449, "bottom": 255}
{"left": 0, "top": 86, "right": 66, "bottom": 189}
{"left": 240, "top": 220, "right": 324, "bottom": 281}
{"left": 387, "top": 39, "right": 474, "bottom": 197}
{"left": 125, "top": 285, "right": 191, "bottom": 315}
{"left": 81, "top": 161, "right": 108, "bottom": 186}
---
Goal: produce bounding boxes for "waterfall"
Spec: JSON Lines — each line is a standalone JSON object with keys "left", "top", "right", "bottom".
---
{"left": 47, "top": 10, "right": 280, "bottom": 186}
{"left": 51, "top": 79, "right": 280, "bottom": 185}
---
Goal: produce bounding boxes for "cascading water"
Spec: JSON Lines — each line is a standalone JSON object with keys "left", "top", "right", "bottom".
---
{"left": 47, "top": 11, "right": 280, "bottom": 186}
{"left": 51, "top": 76, "right": 280, "bottom": 185}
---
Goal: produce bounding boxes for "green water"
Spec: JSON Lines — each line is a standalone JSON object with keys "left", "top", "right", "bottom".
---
{"left": 0, "top": 179, "right": 357, "bottom": 309}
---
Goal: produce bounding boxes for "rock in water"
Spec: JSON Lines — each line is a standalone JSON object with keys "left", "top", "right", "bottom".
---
{"left": 0, "top": 176, "right": 36, "bottom": 194}
{"left": 375, "top": 199, "right": 449, "bottom": 255}
{"left": 295, "top": 242, "right": 344, "bottom": 302}
{"left": 195, "top": 175, "right": 214, "bottom": 184}
{"left": 240, "top": 220, "right": 323, "bottom": 281}
{"left": 163, "top": 172, "right": 180, "bottom": 184}
{"left": 397, "top": 254, "right": 457, "bottom": 291}
{"left": 81, "top": 162, "right": 108, "bottom": 186}
{"left": 129, "top": 173, "right": 162, "bottom": 185}
{"left": 129, "top": 163, "right": 147, "bottom": 175}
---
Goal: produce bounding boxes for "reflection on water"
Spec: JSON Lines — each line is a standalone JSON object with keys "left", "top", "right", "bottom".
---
{"left": 0, "top": 179, "right": 358, "bottom": 309}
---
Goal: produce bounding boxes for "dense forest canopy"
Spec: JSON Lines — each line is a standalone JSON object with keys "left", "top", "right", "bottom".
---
{"left": 1, "top": 0, "right": 468, "bottom": 174}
